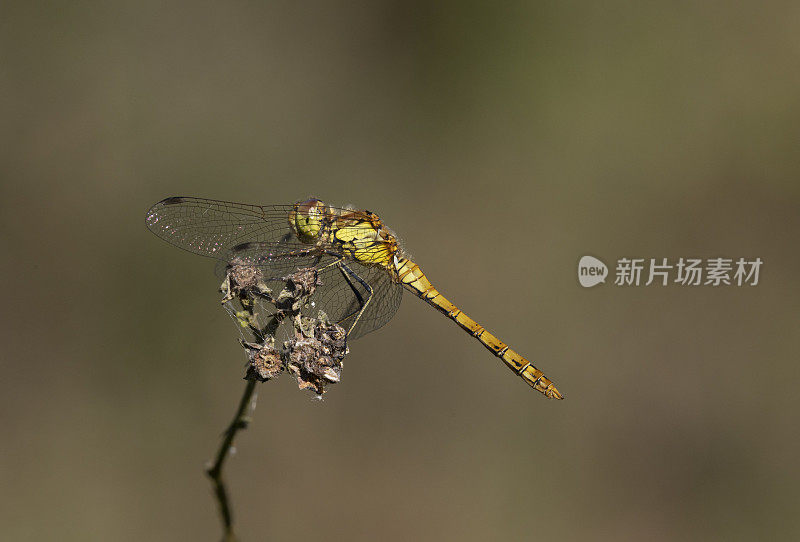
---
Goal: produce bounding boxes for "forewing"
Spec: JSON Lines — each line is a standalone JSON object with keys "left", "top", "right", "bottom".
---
{"left": 145, "top": 197, "right": 303, "bottom": 260}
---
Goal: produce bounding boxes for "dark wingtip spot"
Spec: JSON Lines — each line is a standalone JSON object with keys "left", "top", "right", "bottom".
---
{"left": 162, "top": 196, "right": 186, "bottom": 205}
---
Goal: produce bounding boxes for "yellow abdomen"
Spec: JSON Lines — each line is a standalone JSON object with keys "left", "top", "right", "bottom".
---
{"left": 393, "top": 257, "right": 563, "bottom": 399}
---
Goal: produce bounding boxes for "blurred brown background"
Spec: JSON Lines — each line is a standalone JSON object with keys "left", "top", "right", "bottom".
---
{"left": 2, "top": 2, "right": 799, "bottom": 541}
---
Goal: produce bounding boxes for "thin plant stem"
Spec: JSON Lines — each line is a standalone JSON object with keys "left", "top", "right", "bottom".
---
{"left": 204, "top": 272, "right": 314, "bottom": 539}
{"left": 206, "top": 377, "right": 258, "bottom": 542}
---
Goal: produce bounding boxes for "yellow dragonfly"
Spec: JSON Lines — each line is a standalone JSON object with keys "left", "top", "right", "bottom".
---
{"left": 146, "top": 197, "right": 563, "bottom": 399}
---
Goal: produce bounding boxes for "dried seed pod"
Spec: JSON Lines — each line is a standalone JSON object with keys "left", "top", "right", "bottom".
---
{"left": 220, "top": 257, "right": 269, "bottom": 302}
{"left": 284, "top": 314, "right": 349, "bottom": 395}
{"left": 240, "top": 339, "right": 284, "bottom": 382}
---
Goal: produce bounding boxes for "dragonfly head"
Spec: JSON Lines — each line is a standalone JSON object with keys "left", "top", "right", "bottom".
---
{"left": 290, "top": 198, "right": 327, "bottom": 243}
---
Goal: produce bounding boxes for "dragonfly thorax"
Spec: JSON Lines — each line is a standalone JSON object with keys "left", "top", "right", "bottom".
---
{"left": 289, "top": 198, "right": 404, "bottom": 274}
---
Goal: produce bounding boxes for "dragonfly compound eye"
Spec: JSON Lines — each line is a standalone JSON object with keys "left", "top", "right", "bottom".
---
{"left": 290, "top": 198, "right": 326, "bottom": 243}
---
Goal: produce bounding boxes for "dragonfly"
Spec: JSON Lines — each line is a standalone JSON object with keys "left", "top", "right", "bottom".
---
{"left": 145, "top": 197, "right": 563, "bottom": 399}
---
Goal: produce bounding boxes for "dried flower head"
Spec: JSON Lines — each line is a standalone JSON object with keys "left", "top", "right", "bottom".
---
{"left": 273, "top": 267, "right": 322, "bottom": 312}
{"left": 240, "top": 338, "right": 284, "bottom": 382}
{"left": 285, "top": 312, "right": 349, "bottom": 395}
{"left": 220, "top": 257, "right": 268, "bottom": 302}
{"left": 221, "top": 261, "right": 350, "bottom": 395}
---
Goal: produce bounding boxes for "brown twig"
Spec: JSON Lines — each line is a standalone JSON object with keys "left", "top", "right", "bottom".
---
{"left": 205, "top": 377, "right": 258, "bottom": 542}
{"left": 205, "top": 263, "right": 349, "bottom": 539}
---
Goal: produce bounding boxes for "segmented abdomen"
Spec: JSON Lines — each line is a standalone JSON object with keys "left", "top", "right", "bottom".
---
{"left": 393, "top": 258, "right": 563, "bottom": 399}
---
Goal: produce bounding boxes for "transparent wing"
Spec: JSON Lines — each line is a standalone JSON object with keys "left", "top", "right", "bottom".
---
{"left": 145, "top": 197, "right": 303, "bottom": 260}
{"left": 310, "top": 260, "right": 403, "bottom": 340}
{"left": 226, "top": 245, "right": 402, "bottom": 340}
{"left": 145, "top": 196, "right": 386, "bottom": 260}
{"left": 211, "top": 244, "right": 401, "bottom": 344}
{"left": 216, "top": 240, "right": 339, "bottom": 279}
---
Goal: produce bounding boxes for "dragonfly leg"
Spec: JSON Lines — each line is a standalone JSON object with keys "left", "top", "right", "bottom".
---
{"left": 335, "top": 261, "right": 373, "bottom": 339}
{"left": 315, "top": 256, "right": 345, "bottom": 272}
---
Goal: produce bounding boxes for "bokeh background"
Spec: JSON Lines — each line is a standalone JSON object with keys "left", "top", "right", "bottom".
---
{"left": 2, "top": 2, "right": 799, "bottom": 541}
